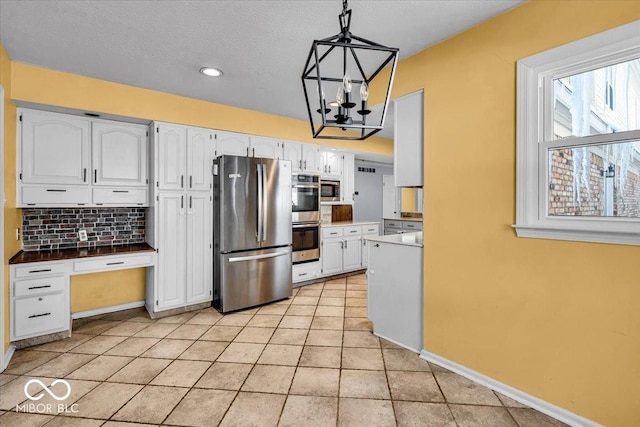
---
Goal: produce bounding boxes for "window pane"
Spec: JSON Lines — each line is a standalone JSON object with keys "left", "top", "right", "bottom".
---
{"left": 548, "top": 141, "right": 640, "bottom": 217}
{"left": 553, "top": 58, "right": 640, "bottom": 138}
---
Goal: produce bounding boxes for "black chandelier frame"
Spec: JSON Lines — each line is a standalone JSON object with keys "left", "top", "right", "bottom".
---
{"left": 301, "top": 0, "right": 399, "bottom": 140}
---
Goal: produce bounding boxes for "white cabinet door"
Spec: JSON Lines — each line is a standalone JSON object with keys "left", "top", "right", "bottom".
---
{"left": 157, "top": 192, "right": 187, "bottom": 310}
{"left": 361, "top": 238, "right": 369, "bottom": 268}
{"left": 343, "top": 235, "right": 362, "bottom": 271}
{"left": 283, "top": 141, "right": 302, "bottom": 172}
{"left": 394, "top": 90, "right": 423, "bottom": 187}
{"left": 321, "top": 150, "right": 343, "bottom": 176}
{"left": 187, "top": 127, "right": 213, "bottom": 191}
{"left": 218, "top": 131, "right": 251, "bottom": 157}
{"left": 186, "top": 192, "right": 213, "bottom": 304}
{"left": 321, "top": 238, "right": 343, "bottom": 275}
{"left": 158, "top": 124, "right": 187, "bottom": 191}
{"left": 21, "top": 110, "right": 91, "bottom": 185}
{"left": 302, "top": 144, "right": 322, "bottom": 173}
{"left": 92, "top": 121, "right": 147, "bottom": 187}
{"left": 342, "top": 153, "right": 355, "bottom": 203}
{"left": 251, "top": 136, "right": 281, "bottom": 159}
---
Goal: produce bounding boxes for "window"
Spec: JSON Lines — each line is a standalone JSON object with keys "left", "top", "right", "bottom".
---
{"left": 515, "top": 21, "right": 640, "bottom": 245}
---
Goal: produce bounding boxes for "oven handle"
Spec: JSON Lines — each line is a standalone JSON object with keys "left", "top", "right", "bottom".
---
{"left": 292, "top": 223, "right": 320, "bottom": 229}
{"left": 292, "top": 184, "right": 320, "bottom": 189}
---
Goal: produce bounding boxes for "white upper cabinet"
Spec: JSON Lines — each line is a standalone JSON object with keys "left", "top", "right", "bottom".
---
{"left": 251, "top": 136, "right": 282, "bottom": 159}
{"left": 282, "top": 141, "right": 302, "bottom": 172}
{"left": 218, "top": 131, "right": 251, "bottom": 157}
{"left": 157, "top": 123, "right": 187, "bottom": 191}
{"left": 20, "top": 110, "right": 91, "bottom": 185}
{"left": 92, "top": 121, "right": 147, "bottom": 187}
{"left": 187, "top": 127, "right": 214, "bottom": 191}
{"left": 302, "top": 144, "right": 322, "bottom": 173}
{"left": 342, "top": 153, "right": 355, "bottom": 203}
{"left": 320, "top": 150, "right": 343, "bottom": 176}
{"left": 394, "top": 90, "right": 423, "bottom": 187}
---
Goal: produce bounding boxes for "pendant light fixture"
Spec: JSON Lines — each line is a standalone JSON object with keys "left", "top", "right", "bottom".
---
{"left": 302, "top": 0, "right": 399, "bottom": 140}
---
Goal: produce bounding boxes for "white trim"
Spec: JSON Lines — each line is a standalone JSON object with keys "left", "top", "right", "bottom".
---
{"left": 515, "top": 20, "right": 640, "bottom": 245}
{"left": 420, "top": 349, "right": 601, "bottom": 427}
{"left": 71, "top": 300, "right": 145, "bottom": 320}
{"left": 0, "top": 84, "right": 5, "bottom": 372}
{"left": 372, "top": 332, "right": 420, "bottom": 353}
{"left": 2, "top": 344, "right": 15, "bottom": 372}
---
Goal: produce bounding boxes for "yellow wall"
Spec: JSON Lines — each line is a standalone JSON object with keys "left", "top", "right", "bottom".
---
{"left": 2, "top": 51, "right": 393, "bottom": 353}
{"left": 71, "top": 269, "right": 146, "bottom": 313}
{"left": 387, "top": 2, "right": 640, "bottom": 426}
{"left": 401, "top": 188, "right": 416, "bottom": 212}
{"left": 1, "top": 44, "right": 21, "bottom": 354}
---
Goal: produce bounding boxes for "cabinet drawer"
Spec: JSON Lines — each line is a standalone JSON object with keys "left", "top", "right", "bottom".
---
{"left": 22, "top": 186, "right": 90, "bottom": 206}
{"left": 73, "top": 253, "right": 154, "bottom": 273}
{"left": 13, "top": 293, "right": 68, "bottom": 339}
{"left": 292, "top": 261, "right": 321, "bottom": 283}
{"left": 93, "top": 188, "right": 147, "bottom": 205}
{"left": 402, "top": 221, "right": 423, "bottom": 231}
{"left": 343, "top": 226, "right": 362, "bottom": 236}
{"left": 14, "top": 263, "right": 66, "bottom": 279}
{"left": 362, "top": 224, "right": 379, "bottom": 235}
{"left": 384, "top": 220, "right": 402, "bottom": 229}
{"left": 322, "top": 227, "right": 343, "bottom": 238}
{"left": 14, "top": 275, "right": 65, "bottom": 297}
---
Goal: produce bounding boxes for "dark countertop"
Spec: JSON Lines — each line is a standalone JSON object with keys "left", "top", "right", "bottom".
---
{"left": 9, "top": 243, "right": 156, "bottom": 265}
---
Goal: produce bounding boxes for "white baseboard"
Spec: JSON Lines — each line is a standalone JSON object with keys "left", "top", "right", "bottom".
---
{"left": 71, "top": 301, "right": 146, "bottom": 320}
{"left": 2, "top": 343, "right": 15, "bottom": 372}
{"left": 420, "top": 349, "right": 601, "bottom": 427}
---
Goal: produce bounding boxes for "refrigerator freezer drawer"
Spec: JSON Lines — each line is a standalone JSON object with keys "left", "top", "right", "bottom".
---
{"left": 218, "top": 247, "right": 292, "bottom": 313}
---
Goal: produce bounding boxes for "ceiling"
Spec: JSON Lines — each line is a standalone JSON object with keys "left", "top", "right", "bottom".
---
{"left": 0, "top": 0, "right": 523, "bottom": 146}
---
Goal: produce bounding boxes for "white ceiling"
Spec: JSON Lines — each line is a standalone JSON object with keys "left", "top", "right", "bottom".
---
{"left": 0, "top": 0, "right": 523, "bottom": 145}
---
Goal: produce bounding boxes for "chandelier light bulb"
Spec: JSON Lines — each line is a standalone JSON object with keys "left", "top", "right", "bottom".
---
{"left": 360, "top": 82, "right": 369, "bottom": 102}
{"left": 336, "top": 86, "right": 345, "bottom": 105}
{"left": 343, "top": 73, "right": 352, "bottom": 93}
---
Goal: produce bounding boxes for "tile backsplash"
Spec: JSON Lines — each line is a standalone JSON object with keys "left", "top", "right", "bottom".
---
{"left": 22, "top": 208, "right": 146, "bottom": 251}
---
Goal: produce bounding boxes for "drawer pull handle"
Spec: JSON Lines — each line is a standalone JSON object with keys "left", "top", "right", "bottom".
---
{"left": 350, "top": 230, "right": 357, "bottom": 233}
{"left": 28, "top": 285, "right": 51, "bottom": 290}
{"left": 46, "top": 189, "right": 67, "bottom": 192}
{"left": 106, "top": 261, "right": 125, "bottom": 266}
{"left": 299, "top": 273, "right": 308, "bottom": 276}
{"left": 28, "top": 312, "right": 51, "bottom": 319}
{"left": 112, "top": 190, "right": 129, "bottom": 193}
{"left": 28, "top": 269, "right": 51, "bottom": 273}
{"left": 374, "top": 244, "right": 380, "bottom": 247}
{"left": 330, "top": 232, "right": 338, "bottom": 235}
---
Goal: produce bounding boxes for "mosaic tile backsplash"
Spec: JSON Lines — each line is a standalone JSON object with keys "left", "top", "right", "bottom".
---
{"left": 22, "top": 208, "right": 146, "bottom": 251}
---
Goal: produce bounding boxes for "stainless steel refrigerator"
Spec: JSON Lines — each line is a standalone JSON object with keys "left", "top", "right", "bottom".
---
{"left": 212, "top": 155, "right": 293, "bottom": 313}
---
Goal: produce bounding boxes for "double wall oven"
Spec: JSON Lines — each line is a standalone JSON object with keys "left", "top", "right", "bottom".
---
{"left": 292, "top": 174, "right": 320, "bottom": 264}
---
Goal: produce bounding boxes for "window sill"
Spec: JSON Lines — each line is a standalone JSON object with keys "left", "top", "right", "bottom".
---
{"left": 512, "top": 225, "right": 640, "bottom": 246}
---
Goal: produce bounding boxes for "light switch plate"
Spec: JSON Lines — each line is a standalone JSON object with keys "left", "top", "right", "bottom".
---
{"left": 78, "top": 229, "right": 88, "bottom": 242}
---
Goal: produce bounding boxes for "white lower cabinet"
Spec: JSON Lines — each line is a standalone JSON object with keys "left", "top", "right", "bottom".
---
{"left": 153, "top": 191, "right": 212, "bottom": 311}
{"left": 320, "top": 223, "right": 379, "bottom": 277}
{"left": 156, "top": 193, "right": 187, "bottom": 310}
{"left": 186, "top": 193, "right": 213, "bottom": 304}
{"left": 360, "top": 224, "right": 380, "bottom": 268}
{"left": 292, "top": 261, "right": 322, "bottom": 283}
{"left": 11, "top": 262, "right": 69, "bottom": 340}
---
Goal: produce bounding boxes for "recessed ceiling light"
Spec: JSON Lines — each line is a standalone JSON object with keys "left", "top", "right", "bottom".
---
{"left": 200, "top": 67, "right": 223, "bottom": 77}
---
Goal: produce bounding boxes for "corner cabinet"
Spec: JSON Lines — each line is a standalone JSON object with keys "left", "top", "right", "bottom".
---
{"left": 18, "top": 109, "right": 149, "bottom": 207}
{"left": 393, "top": 90, "right": 424, "bottom": 187}
{"left": 147, "top": 122, "right": 213, "bottom": 315}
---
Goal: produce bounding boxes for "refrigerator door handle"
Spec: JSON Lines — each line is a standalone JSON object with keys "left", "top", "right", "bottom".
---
{"left": 256, "top": 163, "right": 263, "bottom": 243}
{"left": 262, "top": 163, "right": 268, "bottom": 243}
{"left": 228, "top": 250, "right": 290, "bottom": 263}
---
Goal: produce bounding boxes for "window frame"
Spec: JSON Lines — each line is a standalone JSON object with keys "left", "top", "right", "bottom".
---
{"left": 515, "top": 20, "right": 640, "bottom": 245}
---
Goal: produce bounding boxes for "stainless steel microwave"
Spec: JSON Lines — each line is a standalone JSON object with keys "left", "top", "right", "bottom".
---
{"left": 320, "top": 179, "right": 340, "bottom": 202}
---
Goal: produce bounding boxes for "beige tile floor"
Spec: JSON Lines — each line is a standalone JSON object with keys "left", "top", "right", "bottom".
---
{"left": 0, "top": 273, "right": 567, "bottom": 427}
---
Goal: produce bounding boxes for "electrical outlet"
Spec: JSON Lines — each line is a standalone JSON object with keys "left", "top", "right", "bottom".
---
{"left": 78, "top": 229, "right": 88, "bottom": 242}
